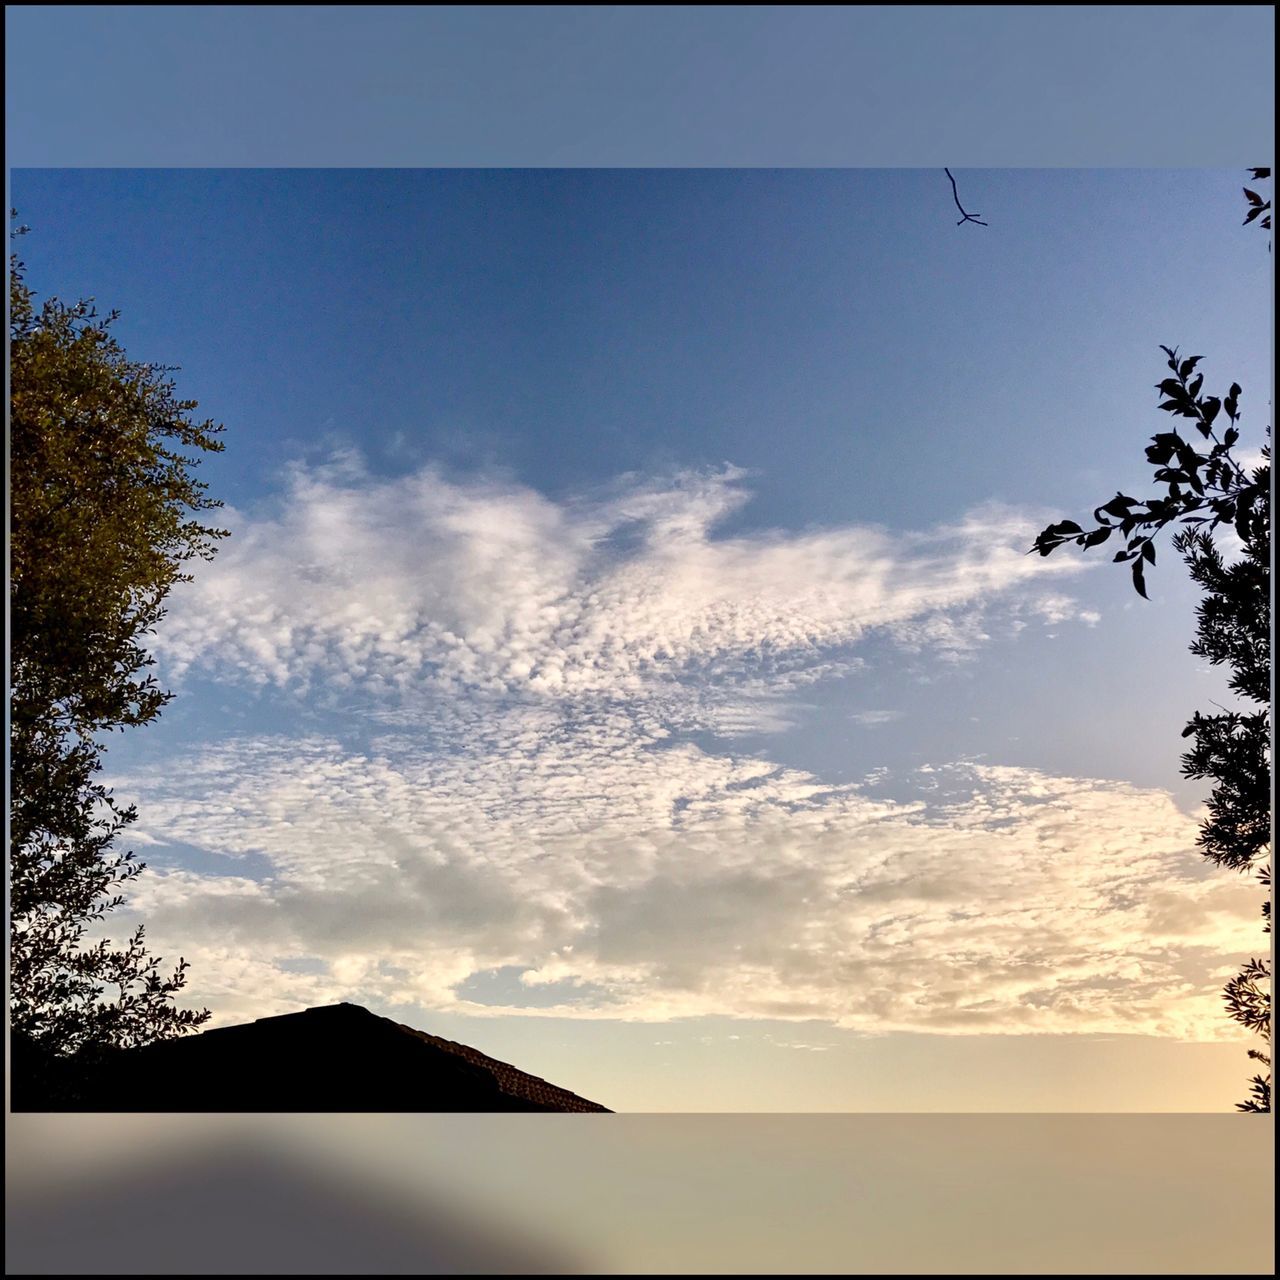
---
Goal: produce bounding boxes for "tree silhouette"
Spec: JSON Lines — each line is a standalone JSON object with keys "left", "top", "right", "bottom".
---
{"left": 1031, "top": 174, "right": 1271, "bottom": 1110}
{"left": 9, "top": 228, "right": 227, "bottom": 1064}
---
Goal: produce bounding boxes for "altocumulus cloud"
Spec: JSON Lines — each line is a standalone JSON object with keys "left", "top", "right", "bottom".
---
{"left": 152, "top": 452, "right": 1092, "bottom": 701}
{"left": 108, "top": 456, "right": 1252, "bottom": 1039}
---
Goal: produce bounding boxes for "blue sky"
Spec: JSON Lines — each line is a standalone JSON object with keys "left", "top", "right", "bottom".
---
{"left": 11, "top": 167, "right": 1271, "bottom": 1108}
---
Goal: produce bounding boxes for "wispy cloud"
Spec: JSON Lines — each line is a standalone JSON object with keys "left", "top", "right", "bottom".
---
{"left": 153, "top": 456, "right": 1086, "bottom": 709}
{"left": 849, "top": 710, "right": 903, "bottom": 727}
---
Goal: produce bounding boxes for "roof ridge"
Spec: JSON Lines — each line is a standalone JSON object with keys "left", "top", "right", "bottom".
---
{"left": 212, "top": 1002, "right": 610, "bottom": 1111}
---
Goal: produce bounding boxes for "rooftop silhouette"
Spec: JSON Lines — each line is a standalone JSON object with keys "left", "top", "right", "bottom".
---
{"left": 12, "top": 1003, "right": 612, "bottom": 1113}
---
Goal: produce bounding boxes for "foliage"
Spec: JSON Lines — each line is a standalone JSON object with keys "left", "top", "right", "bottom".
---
{"left": 9, "top": 232, "right": 227, "bottom": 1055}
{"left": 1032, "top": 338, "right": 1270, "bottom": 1111}
{"left": 1032, "top": 168, "right": 1272, "bottom": 1112}
{"left": 1242, "top": 167, "right": 1271, "bottom": 232}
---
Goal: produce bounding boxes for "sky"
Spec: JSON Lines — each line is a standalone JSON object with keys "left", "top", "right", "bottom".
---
{"left": 10, "top": 167, "right": 1272, "bottom": 1111}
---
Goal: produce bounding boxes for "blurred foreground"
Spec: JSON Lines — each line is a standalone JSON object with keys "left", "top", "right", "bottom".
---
{"left": 6, "top": 1114, "right": 1273, "bottom": 1274}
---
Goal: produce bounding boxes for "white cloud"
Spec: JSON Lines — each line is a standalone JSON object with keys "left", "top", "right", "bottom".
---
{"left": 152, "top": 458, "right": 1084, "bottom": 710}
{"left": 114, "top": 722, "right": 1257, "bottom": 1041}
{"left": 108, "top": 456, "right": 1259, "bottom": 1045}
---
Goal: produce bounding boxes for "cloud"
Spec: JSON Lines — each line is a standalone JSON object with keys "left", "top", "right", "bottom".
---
{"left": 152, "top": 457, "right": 1084, "bottom": 710}
{"left": 849, "top": 710, "right": 902, "bottom": 727}
{"left": 114, "top": 722, "right": 1256, "bottom": 1041}
{"left": 106, "top": 455, "right": 1256, "bottom": 1044}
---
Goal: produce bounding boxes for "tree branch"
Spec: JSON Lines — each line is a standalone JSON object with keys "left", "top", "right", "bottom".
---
{"left": 944, "top": 168, "right": 988, "bottom": 226}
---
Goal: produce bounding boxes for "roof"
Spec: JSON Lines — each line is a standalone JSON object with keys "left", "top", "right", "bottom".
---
{"left": 16, "top": 1002, "right": 612, "bottom": 1113}
{"left": 393, "top": 1017, "right": 611, "bottom": 1113}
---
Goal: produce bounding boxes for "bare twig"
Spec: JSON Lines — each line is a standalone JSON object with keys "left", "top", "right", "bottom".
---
{"left": 944, "top": 168, "right": 988, "bottom": 227}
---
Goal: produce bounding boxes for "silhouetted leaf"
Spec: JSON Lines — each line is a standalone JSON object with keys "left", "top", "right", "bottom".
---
{"left": 1100, "top": 494, "right": 1137, "bottom": 518}
{"left": 1225, "top": 384, "right": 1242, "bottom": 421}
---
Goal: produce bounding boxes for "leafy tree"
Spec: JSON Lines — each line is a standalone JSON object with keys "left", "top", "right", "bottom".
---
{"left": 9, "top": 230, "right": 228, "bottom": 1060}
{"left": 1031, "top": 175, "right": 1271, "bottom": 1111}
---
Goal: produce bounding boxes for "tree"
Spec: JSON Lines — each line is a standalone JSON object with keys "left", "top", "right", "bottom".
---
{"left": 1031, "top": 174, "right": 1272, "bottom": 1111}
{"left": 9, "top": 230, "right": 228, "bottom": 1061}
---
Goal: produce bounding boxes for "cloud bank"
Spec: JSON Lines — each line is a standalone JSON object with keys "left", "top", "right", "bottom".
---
{"left": 120, "top": 731, "right": 1251, "bottom": 1039}
{"left": 107, "top": 457, "right": 1251, "bottom": 1040}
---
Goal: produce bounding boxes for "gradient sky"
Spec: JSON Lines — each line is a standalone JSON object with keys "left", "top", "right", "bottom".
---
{"left": 11, "top": 167, "right": 1271, "bottom": 1110}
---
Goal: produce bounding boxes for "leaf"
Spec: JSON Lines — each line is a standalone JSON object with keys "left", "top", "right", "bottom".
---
{"left": 1202, "top": 397, "right": 1220, "bottom": 426}
{"left": 1082, "top": 526, "right": 1112, "bottom": 548}
{"left": 1225, "top": 383, "right": 1242, "bottom": 421}
{"left": 1179, "top": 356, "right": 1202, "bottom": 379}
{"left": 1141, "top": 541, "right": 1155, "bottom": 564}
{"left": 1112, "top": 550, "right": 1132, "bottom": 562}
{"left": 1224, "top": 426, "right": 1239, "bottom": 448}
{"left": 1131, "top": 560, "right": 1148, "bottom": 599}
{"left": 1100, "top": 494, "right": 1137, "bottom": 518}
